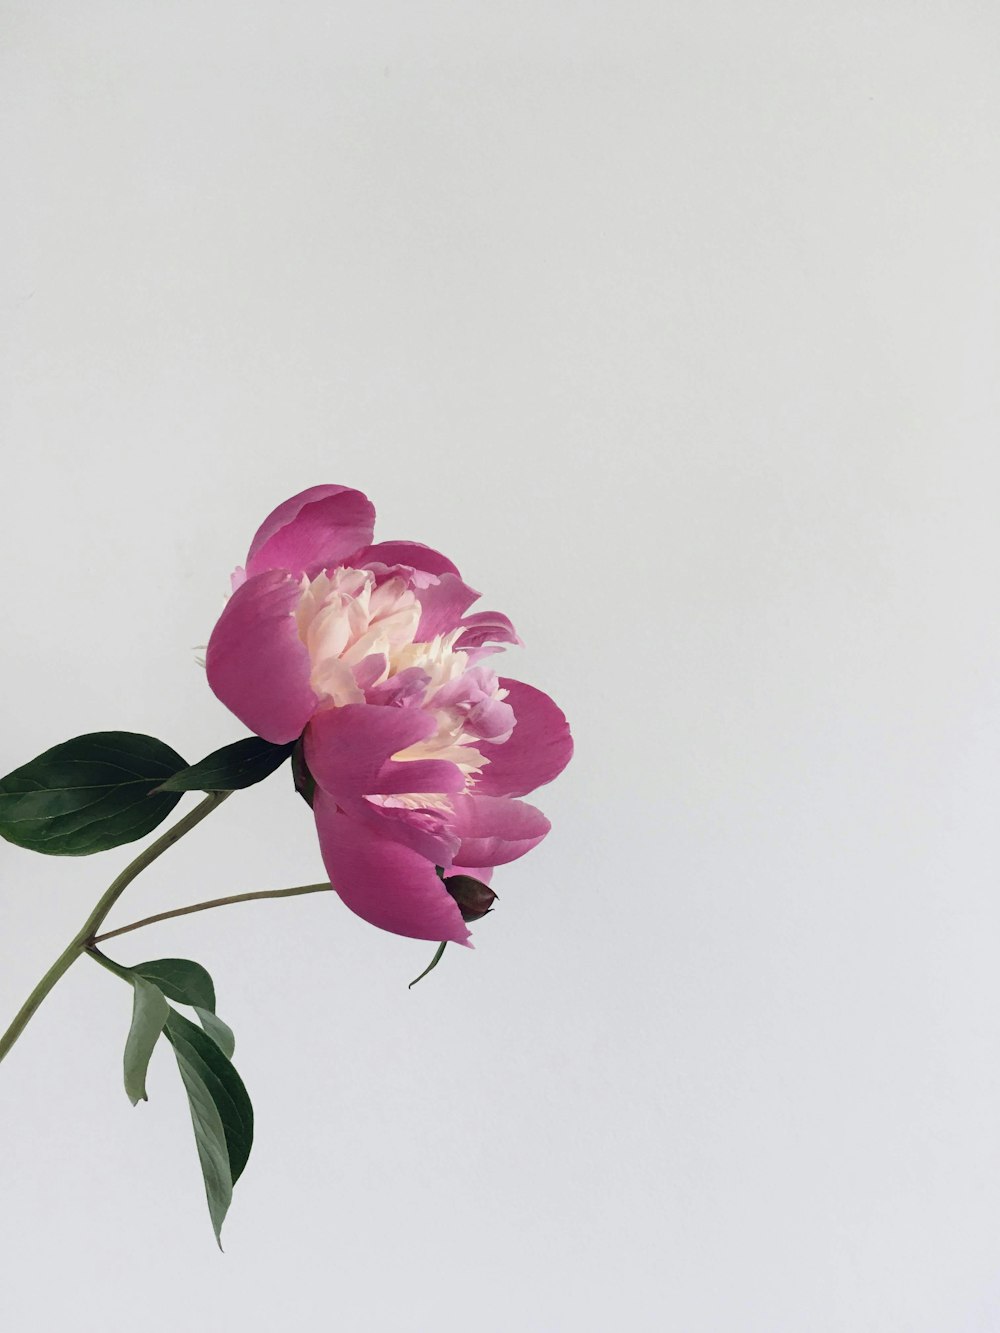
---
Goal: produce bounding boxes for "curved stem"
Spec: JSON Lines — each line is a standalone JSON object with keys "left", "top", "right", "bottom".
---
{"left": 92, "top": 882, "right": 333, "bottom": 943}
{"left": 408, "top": 941, "right": 448, "bottom": 989}
{"left": 0, "top": 791, "right": 229, "bottom": 1065}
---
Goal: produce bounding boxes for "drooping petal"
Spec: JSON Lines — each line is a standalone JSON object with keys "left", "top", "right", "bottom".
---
{"left": 206, "top": 569, "right": 318, "bottom": 743}
{"left": 453, "top": 610, "right": 523, "bottom": 652}
{"left": 304, "top": 704, "right": 465, "bottom": 800}
{"left": 472, "top": 679, "right": 574, "bottom": 798}
{"left": 356, "top": 541, "right": 461, "bottom": 578}
{"left": 448, "top": 792, "right": 551, "bottom": 867}
{"left": 314, "top": 790, "right": 471, "bottom": 945}
{"left": 245, "top": 485, "right": 376, "bottom": 580}
{"left": 414, "top": 573, "right": 481, "bottom": 641}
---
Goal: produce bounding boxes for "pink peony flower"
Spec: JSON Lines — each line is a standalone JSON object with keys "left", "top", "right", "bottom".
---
{"left": 206, "top": 485, "right": 573, "bottom": 946}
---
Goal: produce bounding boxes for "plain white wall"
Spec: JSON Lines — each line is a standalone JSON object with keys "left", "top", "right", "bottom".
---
{"left": 2, "top": 3, "right": 1000, "bottom": 1330}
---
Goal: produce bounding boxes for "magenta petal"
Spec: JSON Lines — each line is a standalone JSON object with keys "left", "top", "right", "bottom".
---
{"left": 415, "top": 573, "right": 481, "bottom": 641}
{"left": 451, "top": 865, "right": 494, "bottom": 885}
{"left": 245, "top": 485, "right": 376, "bottom": 579}
{"left": 304, "top": 704, "right": 463, "bottom": 799}
{"left": 453, "top": 611, "right": 523, "bottom": 652}
{"left": 348, "top": 797, "right": 461, "bottom": 868}
{"left": 206, "top": 570, "right": 318, "bottom": 743}
{"left": 448, "top": 793, "right": 550, "bottom": 867}
{"left": 473, "top": 679, "right": 574, "bottom": 798}
{"left": 315, "top": 791, "right": 471, "bottom": 945}
{"left": 356, "top": 541, "right": 461, "bottom": 578}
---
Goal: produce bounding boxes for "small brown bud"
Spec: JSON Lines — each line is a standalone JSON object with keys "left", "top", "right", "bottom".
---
{"left": 443, "top": 874, "right": 497, "bottom": 922}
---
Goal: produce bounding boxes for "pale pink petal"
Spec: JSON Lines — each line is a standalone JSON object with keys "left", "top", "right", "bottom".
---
{"left": 473, "top": 679, "right": 574, "bottom": 798}
{"left": 453, "top": 611, "right": 523, "bottom": 652}
{"left": 351, "top": 653, "right": 387, "bottom": 692}
{"left": 365, "top": 667, "right": 431, "bottom": 707}
{"left": 206, "top": 570, "right": 318, "bottom": 743}
{"left": 304, "top": 704, "right": 464, "bottom": 799}
{"left": 355, "top": 541, "right": 461, "bottom": 578}
{"left": 415, "top": 573, "right": 481, "bottom": 641}
{"left": 314, "top": 791, "right": 471, "bottom": 945}
{"left": 448, "top": 792, "right": 551, "bottom": 867}
{"left": 245, "top": 485, "right": 376, "bottom": 579}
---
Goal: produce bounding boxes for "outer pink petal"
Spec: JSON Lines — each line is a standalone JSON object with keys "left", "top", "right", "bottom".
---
{"left": 473, "top": 679, "right": 574, "bottom": 798}
{"left": 314, "top": 790, "right": 471, "bottom": 945}
{"left": 448, "top": 793, "right": 551, "bottom": 867}
{"left": 451, "top": 865, "right": 494, "bottom": 885}
{"left": 355, "top": 541, "right": 461, "bottom": 578}
{"left": 245, "top": 485, "right": 376, "bottom": 579}
{"left": 206, "top": 569, "right": 318, "bottom": 743}
{"left": 415, "top": 573, "right": 481, "bottom": 640}
{"left": 304, "top": 704, "right": 465, "bottom": 800}
{"left": 347, "top": 797, "right": 461, "bottom": 868}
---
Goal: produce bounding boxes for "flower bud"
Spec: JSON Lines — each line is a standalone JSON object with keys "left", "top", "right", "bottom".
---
{"left": 443, "top": 874, "right": 497, "bottom": 922}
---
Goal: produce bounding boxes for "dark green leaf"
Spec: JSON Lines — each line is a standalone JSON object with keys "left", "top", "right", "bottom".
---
{"left": 156, "top": 736, "right": 295, "bottom": 793}
{"left": 0, "top": 731, "right": 187, "bottom": 856}
{"left": 123, "top": 976, "right": 169, "bottom": 1105}
{"left": 164, "top": 1009, "right": 254, "bottom": 1244}
{"left": 131, "top": 958, "right": 216, "bottom": 1012}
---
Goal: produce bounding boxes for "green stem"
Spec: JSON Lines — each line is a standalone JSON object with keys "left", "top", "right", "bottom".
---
{"left": 408, "top": 941, "right": 448, "bottom": 989}
{"left": 85, "top": 944, "right": 134, "bottom": 983}
{"left": 91, "top": 882, "right": 333, "bottom": 944}
{"left": 0, "top": 791, "right": 229, "bottom": 1065}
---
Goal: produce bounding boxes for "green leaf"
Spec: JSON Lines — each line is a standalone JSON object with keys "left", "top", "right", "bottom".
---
{"left": 123, "top": 976, "right": 170, "bottom": 1105}
{"left": 0, "top": 731, "right": 187, "bottom": 856}
{"left": 131, "top": 958, "right": 216, "bottom": 1012}
{"left": 156, "top": 736, "right": 295, "bottom": 793}
{"left": 194, "top": 1006, "right": 235, "bottom": 1060}
{"left": 131, "top": 958, "right": 235, "bottom": 1055}
{"left": 164, "top": 1009, "right": 254, "bottom": 1245}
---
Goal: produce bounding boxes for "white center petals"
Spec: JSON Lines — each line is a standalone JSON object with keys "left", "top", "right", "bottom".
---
{"left": 295, "top": 567, "right": 513, "bottom": 803}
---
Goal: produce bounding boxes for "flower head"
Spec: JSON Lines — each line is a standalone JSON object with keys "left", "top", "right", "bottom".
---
{"left": 206, "top": 485, "right": 573, "bottom": 946}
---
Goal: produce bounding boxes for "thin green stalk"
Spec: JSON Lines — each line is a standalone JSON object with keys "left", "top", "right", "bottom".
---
{"left": 408, "top": 941, "right": 448, "bottom": 989}
{"left": 0, "top": 791, "right": 229, "bottom": 1065}
{"left": 92, "top": 882, "right": 333, "bottom": 944}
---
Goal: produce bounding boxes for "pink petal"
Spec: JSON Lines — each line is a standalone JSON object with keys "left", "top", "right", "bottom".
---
{"left": 314, "top": 790, "right": 471, "bottom": 945}
{"left": 206, "top": 569, "right": 318, "bottom": 743}
{"left": 304, "top": 704, "right": 465, "bottom": 800}
{"left": 473, "top": 679, "right": 574, "bottom": 798}
{"left": 245, "top": 485, "right": 376, "bottom": 579}
{"left": 356, "top": 541, "right": 461, "bottom": 578}
{"left": 451, "top": 865, "right": 494, "bottom": 885}
{"left": 448, "top": 793, "right": 551, "bottom": 867}
{"left": 415, "top": 573, "right": 481, "bottom": 641}
{"left": 453, "top": 610, "right": 523, "bottom": 652}
{"left": 350, "top": 797, "right": 461, "bottom": 868}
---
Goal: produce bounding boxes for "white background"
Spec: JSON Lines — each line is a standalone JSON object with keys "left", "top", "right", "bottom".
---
{"left": 2, "top": 4, "right": 1000, "bottom": 1330}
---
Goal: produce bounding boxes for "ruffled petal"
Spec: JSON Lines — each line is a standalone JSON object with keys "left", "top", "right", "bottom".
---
{"left": 314, "top": 790, "right": 471, "bottom": 945}
{"left": 472, "top": 679, "right": 574, "bottom": 798}
{"left": 448, "top": 792, "right": 550, "bottom": 867}
{"left": 453, "top": 610, "right": 523, "bottom": 652}
{"left": 304, "top": 704, "right": 465, "bottom": 800}
{"left": 245, "top": 485, "right": 376, "bottom": 579}
{"left": 206, "top": 569, "right": 318, "bottom": 743}
{"left": 356, "top": 541, "right": 461, "bottom": 578}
